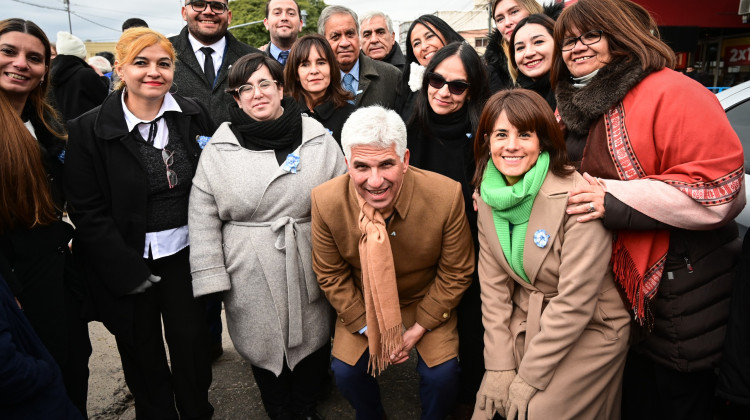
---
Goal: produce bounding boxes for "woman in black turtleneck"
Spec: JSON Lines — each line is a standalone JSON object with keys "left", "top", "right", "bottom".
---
{"left": 509, "top": 14, "right": 557, "bottom": 111}
{"left": 188, "top": 53, "right": 346, "bottom": 420}
{"left": 406, "top": 41, "right": 490, "bottom": 414}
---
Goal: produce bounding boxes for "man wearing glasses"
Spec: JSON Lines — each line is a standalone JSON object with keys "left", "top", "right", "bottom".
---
{"left": 170, "top": 0, "right": 259, "bottom": 126}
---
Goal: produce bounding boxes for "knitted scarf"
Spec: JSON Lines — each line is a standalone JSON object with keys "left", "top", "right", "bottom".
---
{"left": 357, "top": 195, "right": 403, "bottom": 376}
{"left": 480, "top": 152, "right": 550, "bottom": 282}
{"left": 229, "top": 97, "right": 302, "bottom": 151}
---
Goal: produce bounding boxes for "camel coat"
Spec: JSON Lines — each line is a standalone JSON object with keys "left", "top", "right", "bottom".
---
{"left": 474, "top": 170, "right": 630, "bottom": 419}
{"left": 188, "top": 117, "right": 346, "bottom": 375}
{"left": 311, "top": 167, "right": 474, "bottom": 367}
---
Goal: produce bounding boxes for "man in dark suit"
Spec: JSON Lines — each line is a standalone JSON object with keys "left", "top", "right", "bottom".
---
{"left": 262, "top": 0, "right": 303, "bottom": 66}
{"left": 318, "top": 5, "right": 401, "bottom": 109}
{"left": 170, "top": 0, "right": 259, "bottom": 126}
{"left": 359, "top": 11, "right": 405, "bottom": 72}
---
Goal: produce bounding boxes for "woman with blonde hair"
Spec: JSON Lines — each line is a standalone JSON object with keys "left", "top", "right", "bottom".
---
{"left": 552, "top": 1, "right": 745, "bottom": 418}
{"left": 0, "top": 18, "right": 90, "bottom": 417}
{"left": 65, "top": 27, "right": 215, "bottom": 419}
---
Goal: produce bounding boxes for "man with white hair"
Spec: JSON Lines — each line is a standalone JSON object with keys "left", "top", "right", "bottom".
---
{"left": 311, "top": 106, "right": 474, "bottom": 419}
{"left": 318, "top": 6, "right": 401, "bottom": 109}
{"left": 359, "top": 11, "right": 405, "bottom": 71}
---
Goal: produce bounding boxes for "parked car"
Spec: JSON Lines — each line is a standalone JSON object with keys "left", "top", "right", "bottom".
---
{"left": 717, "top": 80, "right": 750, "bottom": 235}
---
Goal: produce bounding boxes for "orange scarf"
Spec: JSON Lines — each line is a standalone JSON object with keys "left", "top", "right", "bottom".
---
{"left": 357, "top": 197, "right": 403, "bottom": 376}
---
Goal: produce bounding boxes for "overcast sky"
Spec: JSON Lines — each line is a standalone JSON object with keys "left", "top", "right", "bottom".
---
{"left": 5, "top": 0, "right": 483, "bottom": 43}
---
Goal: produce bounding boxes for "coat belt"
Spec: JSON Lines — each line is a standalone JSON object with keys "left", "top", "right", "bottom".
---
{"left": 524, "top": 290, "right": 545, "bottom": 353}
{"left": 227, "top": 216, "right": 317, "bottom": 348}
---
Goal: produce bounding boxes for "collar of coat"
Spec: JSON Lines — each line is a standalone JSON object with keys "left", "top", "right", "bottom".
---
{"left": 478, "top": 169, "right": 577, "bottom": 285}
{"left": 555, "top": 57, "right": 649, "bottom": 138}
{"left": 92, "top": 90, "right": 203, "bottom": 140}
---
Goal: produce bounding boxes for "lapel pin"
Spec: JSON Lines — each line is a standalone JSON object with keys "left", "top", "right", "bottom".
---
{"left": 533, "top": 229, "right": 550, "bottom": 248}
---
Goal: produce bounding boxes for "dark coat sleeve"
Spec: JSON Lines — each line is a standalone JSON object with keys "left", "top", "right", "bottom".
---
{"left": 602, "top": 192, "right": 669, "bottom": 231}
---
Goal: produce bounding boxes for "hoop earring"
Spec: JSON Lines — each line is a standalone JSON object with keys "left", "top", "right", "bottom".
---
{"left": 169, "top": 81, "right": 178, "bottom": 94}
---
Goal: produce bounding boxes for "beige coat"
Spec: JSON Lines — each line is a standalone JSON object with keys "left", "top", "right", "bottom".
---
{"left": 474, "top": 170, "right": 630, "bottom": 419}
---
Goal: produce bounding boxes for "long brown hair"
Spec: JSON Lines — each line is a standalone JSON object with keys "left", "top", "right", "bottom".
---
{"left": 0, "top": 18, "right": 66, "bottom": 141}
{"left": 472, "top": 89, "right": 572, "bottom": 189}
{"left": 283, "top": 34, "right": 353, "bottom": 109}
{"left": 0, "top": 90, "right": 57, "bottom": 233}
{"left": 550, "top": 0, "right": 675, "bottom": 88}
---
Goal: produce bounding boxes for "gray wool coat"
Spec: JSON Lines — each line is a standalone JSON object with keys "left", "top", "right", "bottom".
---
{"left": 188, "top": 116, "right": 346, "bottom": 375}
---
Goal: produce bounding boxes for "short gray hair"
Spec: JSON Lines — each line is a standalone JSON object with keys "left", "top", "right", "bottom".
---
{"left": 359, "top": 11, "right": 393, "bottom": 34}
{"left": 341, "top": 106, "right": 407, "bottom": 161}
{"left": 318, "top": 5, "right": 359, "bottom": 36}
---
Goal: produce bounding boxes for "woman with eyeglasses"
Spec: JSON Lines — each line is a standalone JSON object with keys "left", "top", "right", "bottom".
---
{"left": 64, "top": 28, "right": 215, "bottom": 419}
{"left": 405, "top": 41, "right": 490, "bottom": 417}
{"left": 470, "top": 88, "right": 630, "bottom": 420}
{"left": 508, "top": 14, "right": 556, "bottom": 110}
{"left": 552, "top": 1, "right": 745, "bottom": 419}
{"left": 189, "top": 53, "right": 345, "bottom": 420}
{"left": 399, "top": 15, "right": 463, "bottom": 122}
{"left": 484, "top": 0, "right": 562, "bottom": 94}
{"left": 284, "top": 33, "right": 355, "bottom": 145}
{"left": 0, "top": 18, "right": 90, "bottom": 418}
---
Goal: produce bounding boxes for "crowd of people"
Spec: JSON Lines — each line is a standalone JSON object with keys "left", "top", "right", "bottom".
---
{"left": 0, "top": 0, "right": 747, "bottom": 419}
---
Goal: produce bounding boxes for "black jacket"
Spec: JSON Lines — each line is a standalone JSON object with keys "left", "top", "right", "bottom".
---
{"left": 50, "top": 54, "right": 109, "bottom": 124}
{"left": 64, "top": 91, "right": 215, "bottom": 342}
{"left": 299, "top": 100, "right": 355, "bottom": 145}
{"left": 383, "top": 44, "right": 406, "bottom": 72}
{"left": 170, "top": 27, "right": 259, "bottom": 125}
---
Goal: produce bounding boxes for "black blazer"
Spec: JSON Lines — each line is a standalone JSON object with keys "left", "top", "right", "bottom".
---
{"left": 64, "top": 90, "right": 215, "bottom": 341}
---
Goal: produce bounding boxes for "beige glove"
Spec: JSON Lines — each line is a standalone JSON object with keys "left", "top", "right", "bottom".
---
{"left": 476, "top": 369, "right": 516, "bottom": 419}
{"left": 506, "top": 375, "right": 537, "bottom": 420}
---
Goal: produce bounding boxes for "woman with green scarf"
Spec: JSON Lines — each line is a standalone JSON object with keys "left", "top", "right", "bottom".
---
{"left": 471, "top": 89, "right": 630, "bottom": 420}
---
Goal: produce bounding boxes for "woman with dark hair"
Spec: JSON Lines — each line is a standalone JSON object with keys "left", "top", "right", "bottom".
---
{"left": 484, "top": 0, "right": 562, "bottom": 93}
{"left": 189, "top": 53, "right": 346, "bottom": 419}
{"left": 471, "top": 89, "right": 630, "bottom": 420}
{"left": 399, "top": 15, "right": 463, "bottom": 121}
{"left": 407, "top": 41, "right": 489, "bottom": 416}
{"left": 284, "top": 33, "right": 355, "bottom": 144}
{"left": 0, "top": 18, "right": 90, "bottom": 417}
{"left": 552, "top": 1, "right": 745, "bottom": 418}
{"left": 64, "top": 28, "right": 215, "bottom": 419}
{"left": 509, "top": 14, "right": 556, "bottom": 110}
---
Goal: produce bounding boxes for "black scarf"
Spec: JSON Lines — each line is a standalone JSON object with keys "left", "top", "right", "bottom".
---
{"left": 517, "top": 72, "right": 555, "bottom": 111}
{"left": 229, "top": 97, "right": 302, "bottom": 150}
{"left": 555, "top": 57, "right": 649, "bottom": 138}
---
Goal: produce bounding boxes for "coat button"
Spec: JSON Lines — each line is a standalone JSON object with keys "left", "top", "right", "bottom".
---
{"left": 442, "top": 312, "right": 449, "bottom": 319}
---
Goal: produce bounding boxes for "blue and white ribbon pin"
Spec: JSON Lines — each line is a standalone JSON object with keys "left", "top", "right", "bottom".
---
{"left": 533, "top": 229, "right": 550, "bottom": 248}
{"left": 281, "top": 153, "right": 300, "bottom": 173}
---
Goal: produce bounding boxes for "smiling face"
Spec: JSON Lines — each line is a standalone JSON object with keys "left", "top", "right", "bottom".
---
{"left": 0, "top": 31, "right": 46, "bottom": 105}
{"left": 494, "top": 0, "right": 530, "bottom": 42}
{"left": 264, "top": 0, "right": 302, "bottom": 48}
{"left": 489, "top": 110, "right": 541, "bottom": 185}
{"left": 562, "top": 27, "right": 611, "bottom": 78}
{"left": 360, "top": 15, "right": 395, "bottom": 61}
{"left": 324, "top": 13, "right": 360, "bottom": 72}
{"left": 427, "top": 54, "right": 468, "bottom": 115}
{"left": 182, "top": 0, "right": 232, "bottom": 45}
{"left": 347, "top": 143, "right": 409, "bottom": 216}
{"left": 234, "top": 64, "right": 284, "bottom": 121}
{"left": 410, "top": 23, "right": 447, "bottom": 66}
{"left": 116, "top": 44, "right": 174, "bottom": 103}
{"left": 298, "top": 45, "right": 330, "bottom": 102}
{"left": 513, "top": 23, "right": 554, "bottom": 80}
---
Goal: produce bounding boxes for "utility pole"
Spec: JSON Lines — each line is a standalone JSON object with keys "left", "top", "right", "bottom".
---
{"left": 64, "top": 0, "right": 73, "bottom": 33}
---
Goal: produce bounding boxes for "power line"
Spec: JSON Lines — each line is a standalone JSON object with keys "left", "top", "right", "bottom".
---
{"left": 71, "top": 12, "right": 120, "bottom": 32}
{"left": 10, "top": 0, "right": 67, "bottom": 11}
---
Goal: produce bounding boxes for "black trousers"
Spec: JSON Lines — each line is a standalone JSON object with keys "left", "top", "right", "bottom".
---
{"left": 456, "top": 271, "right": 485, "bottom": 405}
{"left": 251, "top": 342, "right": 331, "bottom": 419}
{"left": 622, "top": 350, "right": 717, "bottom": 420}
{"left": 113, "top": 248, "right": 213, "bottom": 420}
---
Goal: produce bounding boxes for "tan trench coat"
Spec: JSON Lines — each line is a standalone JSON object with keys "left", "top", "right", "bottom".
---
{"left": 474, "top": 170, "right": 630, "bottom": 419}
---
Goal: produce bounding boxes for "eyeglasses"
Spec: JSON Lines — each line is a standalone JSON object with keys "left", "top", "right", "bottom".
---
{"left": 561, "top": 30, "right": 603, "bottom": 52}
{"left": 426, "top": 72, "right": 470, "bottom": 95}
{"left": 162, "top": 148, "right": 179, "bottom": 189}
{"left": 186, "top": 1, "right": 228, "bottom": 15}
{"left": 233, "top": 80, "right": 278, "bottom": 98}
